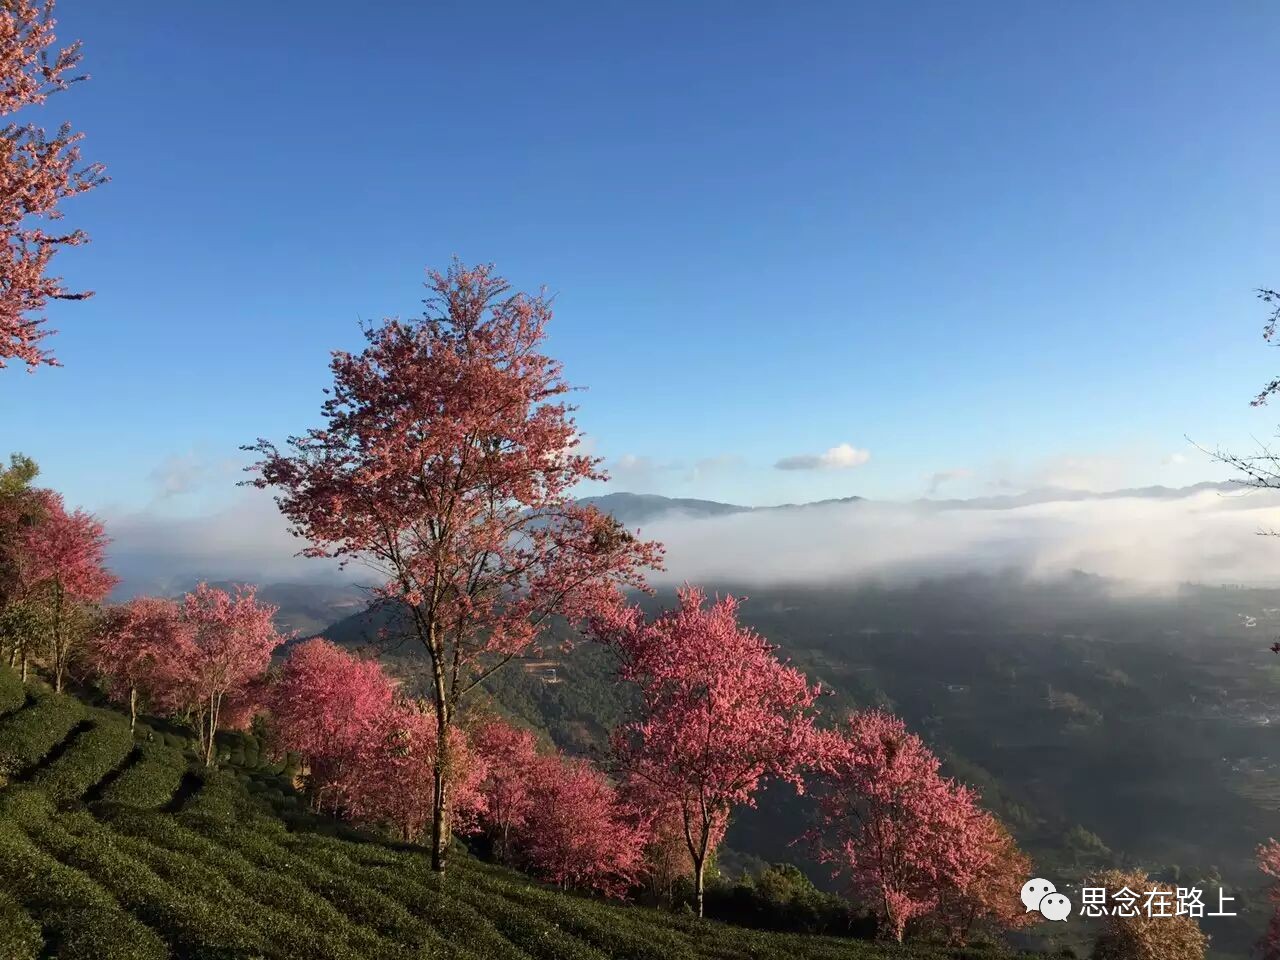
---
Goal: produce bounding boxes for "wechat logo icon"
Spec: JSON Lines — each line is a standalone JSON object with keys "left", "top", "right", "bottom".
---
{"left": 1021, "top": 878, "right": 1071, "bottom": 922}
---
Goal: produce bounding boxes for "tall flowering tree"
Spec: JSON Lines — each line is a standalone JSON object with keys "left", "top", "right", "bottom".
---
{"left": 90, "top": 596, "right": 188, "bottom": 729}
{"left": 0, "top": 0, "right": 106, "bottom": 370}
{"left": 158, "top": 583, "right": 286, "bottom": 766}
{"left": 16, "top": 491, "right": 115, "bottom": 691}
{"left": 246, "top": 261, "right": 662, "bottom": 871}
{"left": 268, "top": 637, "right": 396, "bottom": 811}
{"left": 599, "top": 587, "right": 820, "bottom": 916}
{"left": 807, "top": 710, "right": 1003, "bottom": 943}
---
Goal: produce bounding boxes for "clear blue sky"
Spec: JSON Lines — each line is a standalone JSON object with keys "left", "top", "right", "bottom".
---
{"left": 2, "top": 1, "right": 1278, "bottom": 515}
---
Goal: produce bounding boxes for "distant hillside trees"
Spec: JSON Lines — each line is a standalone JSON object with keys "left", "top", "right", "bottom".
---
{"left": 599, "top": 587, "right": 820, "bottom": 917}
{"left": 246, "top": 260, "right": 662, "bottom": 872}
{"left": 0, "top": 0, "right": 107, "bottom": 370}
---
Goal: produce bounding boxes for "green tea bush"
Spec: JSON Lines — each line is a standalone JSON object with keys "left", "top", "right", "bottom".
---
{"left": 278, "top": 835, "right": 524, "bottom": 960}
{"left": 0, "top": 664, "right": 25, "bottom": 717}
{"left": 103, "top": 825, "right": 382, "bottom": 960}
{"left": 0, "top": 819, "right": 167, "bottom": 960}
{"left": 183, "top": 814, "right": 458, "bottom": 956}
{"left": 30, "top": 714, "right": 134, "bottom": 802}
{"left": 47, "top": 906, "right": 171, "bottom": 960}
{"left": 455, "top": 882, "right": 606, "bottom": 960}
{"left": 469, "top": 871, "right": 695, "bottom": 960}
{"left": 0, "top": 889, "right": 42, "bottom": 960}
{"left": 24, "top": 810, "right": 270, "bottom": 960}
{"left": 180, "top": 766, "right": 268, "bottom": 819}
{"left": 0, "top": 683, "right": 1018, "bottom": 960}
{"left": 96, "top": 739, "right": 188, "bottom": 808}
{"left": 0, "top": 687, "right": 86, "bottom": 776}
{"left": 100, "top": 805, "right": 412, "bottom": 960}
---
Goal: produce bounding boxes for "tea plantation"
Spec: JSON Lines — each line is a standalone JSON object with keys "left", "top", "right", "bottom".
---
{"left": 0, "top": 665, "right": 1013, "bottom": 960}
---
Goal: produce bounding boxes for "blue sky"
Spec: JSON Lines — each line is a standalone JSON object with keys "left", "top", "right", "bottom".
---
{"left": 2, "top": 1, "right": 1278, "bottom": 517}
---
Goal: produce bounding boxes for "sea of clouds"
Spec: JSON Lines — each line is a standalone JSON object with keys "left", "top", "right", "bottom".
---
{"left": 101, "top": 484, "right": 1280, "bottom": 598}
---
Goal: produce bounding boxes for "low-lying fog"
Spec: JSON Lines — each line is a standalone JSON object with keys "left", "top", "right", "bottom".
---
{"left": 101, "top": 483, "right": 1280, "bottom": 598}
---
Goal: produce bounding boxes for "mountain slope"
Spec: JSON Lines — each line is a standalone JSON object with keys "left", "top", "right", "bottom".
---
{"left": 0, "top": 667, "right": 998, "bottom": 960}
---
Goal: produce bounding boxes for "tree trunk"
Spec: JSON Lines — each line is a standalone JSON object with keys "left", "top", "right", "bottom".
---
{"left": 51, "top": 588, "right": 65, "bottom": 693}
{"left": 204, "top": 692, "right": 221, "bottom": 766}
{"left": 430, "top": 717, "right": 452, "bottom": 872}
{"left": 693, "top": 854, "right": 706, "bottom": 918}
{"left": 129, "top": 686, "right": 138, "bottom": 731}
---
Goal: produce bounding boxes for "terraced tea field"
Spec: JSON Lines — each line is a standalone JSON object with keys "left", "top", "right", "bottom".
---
{"left": 0, "top": 666, "right": 1003, "bottom": 960}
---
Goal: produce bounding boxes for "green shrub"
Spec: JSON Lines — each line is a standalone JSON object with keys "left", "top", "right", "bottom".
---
{"left": 0, "top": 687, "right": 86, "bottom": 776}
{"left": 30, "top": 714, "right": 134, "bottom": 803}
{"left": 0, "top": 889, "right": 42, "bottom": 960}
{"left": 0, "top": 664, "right": 25, "bottom": 717}
{"left": 96, "top": 739, "right": 188, "bottom": 808}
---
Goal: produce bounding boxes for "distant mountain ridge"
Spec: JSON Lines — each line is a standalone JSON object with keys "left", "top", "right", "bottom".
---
{"left": 580, "top": 481, "right": 1244, "bottom": 527}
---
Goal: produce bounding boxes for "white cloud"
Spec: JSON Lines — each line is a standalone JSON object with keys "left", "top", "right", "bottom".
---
{"left": 775, "top": 443, "right": 871, "bottom": 472}
{"left": 102, "top": 489, "right": 351, "bottom": 597}
{"left": 926, "top": 468, "right": 972, "bottom": 495}
{"left": 641, "top": 487, "right": 1280, "bottom": 590}
{"left": 148, "top": 451, "right": 241, "bottom": 499}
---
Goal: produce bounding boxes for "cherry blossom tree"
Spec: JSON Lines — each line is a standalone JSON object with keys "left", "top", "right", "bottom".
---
{"left": 268, "top": 637, "right": 396, "bottom": 811}
{"left": 158, "top": 583, "right": 287, "bottom": 766}
{"left": 90, "top": 596, "right": 187, "bottom": 729}
{"left": 522, "top": 753, "right": 647, "bottom": 899}
{"left": 470, "top": 717, "right": 541, "bottom": 864}
{"left": 1, "top": 0, "right": 106, "bottom": 370}
{"left": 16, "top": 490, "right": 115, "bottom": 691}
{"left": 623, "top": 778, "right": 697, "bottom": 906}
{"left": 1258, "top": 840, "right": 1280, "bottom": 960}
{"left": 1091, "top": 869, "right": 1206, "bottom": 960}
{"left": 807, "top": 710, "right": 998, "bottom": 943}
{"left": 246, "top": 260, "right": 662, "bottom": 871}
{"left": 341, "top": 698, "right": 486, "bottom": 843}
{"left": 598, "top": 587, "right": 820, "bottom": 916}
{"left": 933, "top": 812, "right": 1033, "bottom": 945}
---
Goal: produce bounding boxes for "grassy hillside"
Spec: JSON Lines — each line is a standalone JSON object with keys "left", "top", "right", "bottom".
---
{"left": 0, "top": 666, "right": 1010, "bottom": 960}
